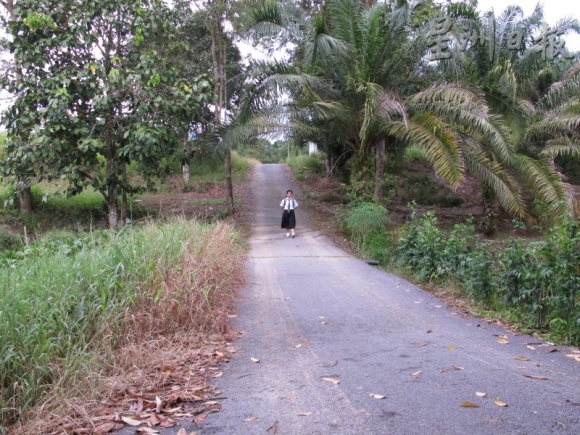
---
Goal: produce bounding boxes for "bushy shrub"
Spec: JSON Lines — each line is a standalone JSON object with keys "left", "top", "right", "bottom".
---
{"left": 397, "top": 212, "right": 494, "bottom": 304}
{"left": 287, "top": 154, "right": 325, "bottom": 180}
{"left": 395, "top": 210, "right": 580, "bottom": 344}
{"left": 345, "top": 202, "right": 389, "bottom": 262}
{"left": 497, "top": 222, "right": 580, "bottom": 343}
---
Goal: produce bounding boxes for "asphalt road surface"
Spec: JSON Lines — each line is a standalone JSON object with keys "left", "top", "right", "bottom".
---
{"left": 120, "top": 164, "right": 580, "bottom": 435}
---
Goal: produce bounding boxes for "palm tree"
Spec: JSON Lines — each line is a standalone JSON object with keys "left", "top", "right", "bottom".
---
{"left": 435, "top": 2, "right": 579, "bottom": 233}
{"left": 527, "top": 62, "right": 580, "bottom": 219}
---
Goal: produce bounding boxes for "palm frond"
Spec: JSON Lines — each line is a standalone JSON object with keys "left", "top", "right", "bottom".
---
{"left": 464, "top": 150, "right": 525, "bottom": 217}
{"left": 513, "top": 154, "right": 570, "bottom": 219}
{"left": 540, "top": 140, "right": 580, "bottom": 157}
{"left": 388, "top": 113, "right": 464, "bottom": 187}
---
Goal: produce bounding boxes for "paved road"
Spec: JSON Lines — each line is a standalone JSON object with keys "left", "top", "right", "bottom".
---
{"left": 124, "top": 164, "right": 580, "bottom": 434}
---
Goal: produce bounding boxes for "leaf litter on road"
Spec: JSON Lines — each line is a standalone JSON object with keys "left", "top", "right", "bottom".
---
{"left": 321, "top": 376, "right": 340, "bottom": 384}
{"left": 460, "top": 402, "right": 479, "bottom": 408}
{"left": 494, "top": 397, "right": 509, "bottom": 407}
{"left": 369, "top": 394, "right": 386, "bottom": 399}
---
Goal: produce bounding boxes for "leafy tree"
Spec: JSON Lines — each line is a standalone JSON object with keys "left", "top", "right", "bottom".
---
{"left": 1, "top": 0, "right": 213, "bottom": 227}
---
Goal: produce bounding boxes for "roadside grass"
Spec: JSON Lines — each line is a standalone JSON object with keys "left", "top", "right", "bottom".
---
{"left": 286, "top": 154, "right": 325, "bottom": 181}
{"left": 0, "top": 185, "right": 107, "bottom": 238}
{"left": 189, "top": 151, "right": 257, "bottom": 184}
{"left": 0, "top": 218, "right": 245, "bottom": 433}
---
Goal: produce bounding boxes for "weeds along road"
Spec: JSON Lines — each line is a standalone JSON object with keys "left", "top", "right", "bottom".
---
{"left": 122, "top": 164, "right": 580, "bottom": 435}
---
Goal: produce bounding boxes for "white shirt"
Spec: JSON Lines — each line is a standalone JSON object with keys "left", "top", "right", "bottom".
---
{"left": 280, "top": 197, "right": 298, "bottom": 210}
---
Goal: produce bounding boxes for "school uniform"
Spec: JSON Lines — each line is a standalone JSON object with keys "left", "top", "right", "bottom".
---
{"left": 280, "top": 197, "right": 298, "bottom": 230}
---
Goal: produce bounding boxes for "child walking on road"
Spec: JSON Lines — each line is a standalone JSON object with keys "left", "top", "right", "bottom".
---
{"left": 280, "top": 190, "right": 298, "bottom": 238}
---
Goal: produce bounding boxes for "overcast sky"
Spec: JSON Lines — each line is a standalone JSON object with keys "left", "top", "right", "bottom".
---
{"left": 476, "top": 0, "right": 580, "bottom": 50}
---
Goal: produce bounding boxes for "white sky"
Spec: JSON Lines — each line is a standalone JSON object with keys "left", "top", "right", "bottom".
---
{"left": 476, "top": 0, "right": 580, "bottom": 50}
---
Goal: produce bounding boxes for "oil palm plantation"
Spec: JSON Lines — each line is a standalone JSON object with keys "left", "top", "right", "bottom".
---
{"left": 241, "top": 0, "right": 528, "bottom": 226}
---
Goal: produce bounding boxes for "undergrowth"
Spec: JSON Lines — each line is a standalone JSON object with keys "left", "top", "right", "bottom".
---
{"left": 342, "top": 202, "right": 580, "bottom": 345}
{"left": 0, "top": 218, "right": 245, "bottom": 432}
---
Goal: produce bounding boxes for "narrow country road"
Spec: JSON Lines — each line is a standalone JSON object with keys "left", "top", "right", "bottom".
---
{"left": 138, "top": 164, "right": 580, "bottom": 434}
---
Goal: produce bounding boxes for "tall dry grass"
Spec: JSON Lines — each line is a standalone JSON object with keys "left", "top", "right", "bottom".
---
{"left": 2, "top": 218, "right": 245, "bottom": 434}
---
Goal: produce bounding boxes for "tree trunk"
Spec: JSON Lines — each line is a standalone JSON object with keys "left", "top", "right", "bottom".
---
{"left": 120, "top": 162, "right": 127, "bottom": 225}
{"left": 4, "top": 1, "right": 32, "bottom": 214}
{"left": 182, "top": 135, "right": 190, "bottom": 186}
{"left": 225, "top": 149, "right": 235, "bottom": 216}
{"left": 106, "top": 133, "right": 118, "bottom": 227}
{"left": 373, "top": 138, "right": 385, "bottom": 204}
{"left": 107, "top": 192, "right": 118, "bottom": 228}
{"left": 18, "top": 178, "right": 32, "bottom": 214}
{"left": 325, "top": 152, "right": 332, "bottom": 176}
{"left": 479, "top": 185, "right": 497, "bottom": 236}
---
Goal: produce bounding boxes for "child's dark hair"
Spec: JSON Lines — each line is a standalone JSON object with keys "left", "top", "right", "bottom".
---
{"left": 286, "top": 189, "right": 293, "bottom": 194}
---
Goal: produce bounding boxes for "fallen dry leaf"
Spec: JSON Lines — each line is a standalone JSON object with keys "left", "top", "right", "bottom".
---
{"left": 148, "top": 413, "right": 162, "bottom": 426}
{"left": 321, "top": 377, "right": 340, "bottom": 385}
{"left": 242, "top": 417, "right": 258, "bottom": 422}
{"left": 194, "top": 413, "right": 208, "bottom": 424}
{"left": 121, "top": 416, "right": 142, "bottom": 426}
{"left": 250, "top": 357, "right": 260, "bottom": 363}
{"left": 460, "top": 402, "right": 479, "bottom": 408}
{"left": 523, "top": 375, "right": 550, "bottom": 380}
{"left": 497, "top": 338, "right": 509, "bottom": 344}
{"left": 176, "top": 429, "right": 187, "bottom": 435}
{"left": 294, "top": 344, "right": 302, "bottom": 348}
{"left": 448, "top": 345, "right": 455, "bottom": 350}
{"left": 137, "top": 428, "right": 159, "bottom": 434}
{"left": 410, "top": 371, "right": 422, "bottom": 376}
{"left": 494, "top": 397, "right": 508, "bottom": 407}
{"left": 94, "top": 423, "right": 118, "bottom": 434}
{"left": 213, "top": 372, "right": 223, "bottom": 378}
{"left": 298, "top": 412, "right": 313, "bottom": 416}
{"left": 369, "top": 394, "right": 386, "bottom": 399}
{"left": 476, "top": 392, "right": 487, "bottom": 397}
{"left": 515, "top": 356, "right": 531, "bottom": 361}
{"left": 527, "top": 345, "right": 536, "bottom": 350}
{"left": 453, "top": 366, "right": 465, "bottom": 370}
{"left": 566, "top": 354, "right": 580, "bottom": 362}
{"left": 321, "top": 321, "right": 328, "bottom": 325}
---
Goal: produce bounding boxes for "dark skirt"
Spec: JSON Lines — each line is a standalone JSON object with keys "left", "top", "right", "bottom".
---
{"left": 281, "top": 210, "right": 296, "bottom": 229}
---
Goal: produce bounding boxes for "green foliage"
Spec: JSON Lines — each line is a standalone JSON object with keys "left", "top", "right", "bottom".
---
{"left": 2, "top": 0, "right": 214, "bottom": 227}
{"left": 345, "top": 202, "right": 389, "bottom": 261}
{"left": 395, "top": 209, "right": 580, "bottom": 344}
{"left": 497, "top": 223, "right": 580, "bottom": 343}
{"left": 188, "top": 151, "right": 253, "bottom": 184}
{"left": 398, "top": 173, "right": 465, "bottom": 207}
{"left": 286, "top": 154, "right": 325, "bottom": 180}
